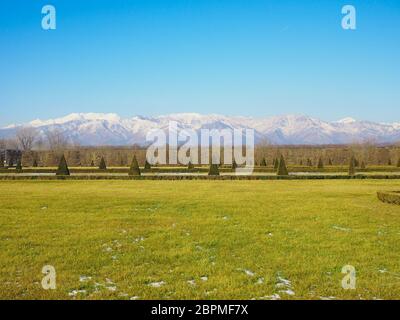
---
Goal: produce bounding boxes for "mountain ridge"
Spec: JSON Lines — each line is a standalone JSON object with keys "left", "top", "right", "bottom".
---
{"left": 1, "top": 113, "right": 400, "bottom": 146}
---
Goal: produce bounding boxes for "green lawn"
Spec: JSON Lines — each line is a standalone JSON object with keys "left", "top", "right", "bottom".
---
{"left": 1, "top": 180, "right": 400, "bottom": 300}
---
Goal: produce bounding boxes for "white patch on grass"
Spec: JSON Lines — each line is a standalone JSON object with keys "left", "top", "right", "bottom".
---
{"left": 149, "top": 281, "right": 165, "bottom": 288}
{"left": 187, "top": 280, "right": 196, "bottom": 286}
{"left": 68, "top": 289, "right": 87, "bottom": 297}
{"left": 106, "top": 286, "right": 117, "bottom": 291}
{"left": 276, "top": 276, "right": 291, "bottom": 287}
{"left": 256, "top": 277, "right": 264, "bottom": 285}
{"left": 263, "top": 294, "right": 281, "bottom": 300}
{"left": 79, "top": 276, "right": 92, "bottom": 282}
{"left": 281, "top": 289, "right": 295, "bottom": 296}
{"left": 275, "top": 274, "right": 295, "bottom": 296}
{"left": 133, "top": 236, "right": 145, "bottom": 243}
{"left": 332, "top": 225, "right": 351, "bottom": 232}
{"left": 130, "top": 296, "right": 140, "bottom": 300}
{"left": 237, "top": 268, "right": 255, "bottom": 277}
{"left": 200, "top": 276, "right": 208, "bottom": 281}
{"left": 320, "top": 296, "right": 336, "bottom": 300}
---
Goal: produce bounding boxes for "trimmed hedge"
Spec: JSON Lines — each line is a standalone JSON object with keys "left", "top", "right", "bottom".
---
{"left": 2, "top": 174, "right": 400, "bottom": 181}
{"left": 377, "top": 191, "right": 400, "bottom": 205}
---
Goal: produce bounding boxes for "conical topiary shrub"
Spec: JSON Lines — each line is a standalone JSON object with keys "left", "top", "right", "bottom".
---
{"left": 208, "top": 163, "right": 220, "bottom": 176}
{"left": 397, "top": 158, "right": 400, "bottom": 168}
{"left": 99, "top": 157, "right": 107, "bottom": 170}
{"left": 361, "top": 161, "right": 366, "bottom": 170}
{"left": 317, "top": 157, "right": 324, "bottom": 169}
{"left": 328, "top": 158, "right": 333, "bottom": 166}
{"left": 261, "top": 158, "right": 267, "bottom": 166}
{"left": 388, "top": 159, "right": 392, "bottom": 166}
{"left": 299, "top": 159, "right": 303, "bottom": 166}
{"left": 277, "top": 155, "right": 289, "bottom": 176}
{"left": 307, "top": 158, "right": 313, "bottom": 167}
{"left": 129, "top": 155, "right": 141, "bottom": 176}
{"left": 56, "top": 155, "right": 70, "bottom": 176}
{"left": 90, "top": 160, "right": 95, "bottom": 167}
{"left": 188, "top": 161, "right": 194, "bottom": 170}
{"left": 16, "top": 160, "right": 22, "bottom": 173}
{"left": 232, "top": 159, "right": 238, "bottom": 170}
{"left": 144, "top": 160, "right": 151, "bottom": 170}
{"left": 33, "top": 159, "right": 38, "bottom": 167}
{"left": 274, "top": 158, "right": 279, "bottom": 170}
{"left": 348, "top": 156, "right": 356, "bottom": 176}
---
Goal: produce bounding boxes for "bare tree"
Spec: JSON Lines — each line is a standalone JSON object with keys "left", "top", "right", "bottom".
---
{"left": 45, "top": 129, "right": 69, "bottom": 151}
{"left": 16, "top": 127, "right": 37, "bottom": 151}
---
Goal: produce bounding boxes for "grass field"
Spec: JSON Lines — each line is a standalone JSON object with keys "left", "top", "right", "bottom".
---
{"left": 1, "top": 180, "right": 400, "bottom": 300}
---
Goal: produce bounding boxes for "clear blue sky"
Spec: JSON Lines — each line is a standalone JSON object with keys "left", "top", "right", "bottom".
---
{"left": 1, "top": 0, "right": 399, "bottom": 126}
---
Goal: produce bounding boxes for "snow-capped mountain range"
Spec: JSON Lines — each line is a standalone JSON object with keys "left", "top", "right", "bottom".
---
{"left": 1, "top": 113, "right": 400, "bottom": 146}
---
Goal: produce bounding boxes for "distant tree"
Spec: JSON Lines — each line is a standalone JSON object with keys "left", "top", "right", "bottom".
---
{"left": 317, "top": 157, "right": 324, "bottom": 169}
{"left": 328, "top": 158, "right": 333, "bottom": 166}
{"left": 129, "top": 155, "right": 141, "bottom": 176}
{"left": 0, "top": 158, "right": 3, "bottom": 168}
{"left": 16, "top": 127, "right": 37, "bottom": 151}
{"left": 307, "top": 158, "right": 313, "bottom": 166}
{"left": 354, "top": 158, "right": 359, "bottom": 167}
{"left": 16, "top": 159, "right": 22, "bottom": 173}
{"left": 260, "top": 158, "right": 267, "bottom": 166}
{"left": 361, "top": 161, "right": 366, "bottom": 170}
{"left": 277, "top": 155, "right": 289, "bottom": 176}
{"left": 144, "top": 160, "right": 151, "bottom": 170}
{"left": 46, "top": 129, "right": 69, "bottom": 151}
{"left": 188, "top": 161, "right": 194, "bottom": 170}
{"left": 32, "top": 159, "right": 38, "bottom": 167}
{"left": 99, "top": 157, "right": 107, "bottom": 170}
{"left": 388, "top": 158, "right": 392, "bottom": 166}
{"left": 397, "top": 158, "right": 400, "bottom": 168}
{"left": 348, "top": 156, "right": 356, "bottom": 176}
{"left": 56, "top": 155, "right": 70, "bottom": 176}
{"left": 299, "top": 159, "right": 303, "bottom": 166}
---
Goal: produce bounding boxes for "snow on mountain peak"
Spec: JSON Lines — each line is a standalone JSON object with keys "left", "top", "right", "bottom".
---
{"left": 337, "top": 117, "right": 357, "bottom": 124}
{"left": 1, "top": 113, "right": 400, "bottom": 146}
{"left": 28, "top": 113, "right": 121, "bottom": 127}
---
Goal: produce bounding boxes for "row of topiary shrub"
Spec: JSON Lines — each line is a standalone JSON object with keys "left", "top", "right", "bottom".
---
{"left": 377, "top": 191, "right": 400, "bottom": 205}
{"left": 4, "top": 153, "right": 365, "bottom": 177}
{"left": 56, "top": 154, "right": 143, "bottom": 176}
{"left": 258, "top": 156, "right": 400, "bottom": 168}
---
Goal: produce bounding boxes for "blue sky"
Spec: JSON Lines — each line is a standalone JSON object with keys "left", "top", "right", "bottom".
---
{"left": 0, "top": 0, "right": 399, "bottom": 126}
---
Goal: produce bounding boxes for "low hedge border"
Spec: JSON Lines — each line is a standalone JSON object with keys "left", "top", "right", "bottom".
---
{"left": 2, "top": 166, "right": 400, "bottom": 174}
{"left": 1, "top": 174, "right": 400, "bottom": 181}
{"left": 377, "top": 191, "right": 400, "bottom": 205}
